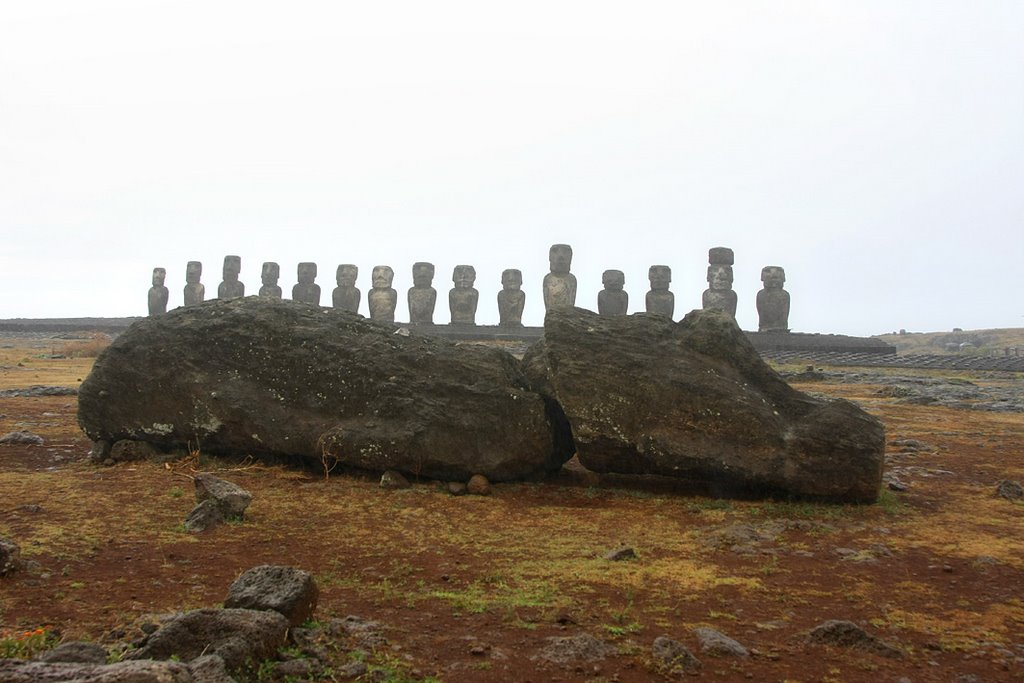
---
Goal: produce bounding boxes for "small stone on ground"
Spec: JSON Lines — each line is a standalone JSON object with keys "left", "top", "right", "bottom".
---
{"left": 380, "top": 470, "right": 411, "bottom": 489}
{"left": 602, "top": 546, "right": 636, "bottom": 561}
{"left": 652, "top": 635, "right": 702, "bottom": 674}
{"left": 694, "top": 627, "right": 749, "bottom": 657}
{"left": 996, "top": 479, "right": 1023, "bottom": 501}
{"left": 0, "top": 431, "right": 43, "bottom": 445}
{"left": 467, "top": 474, "right": 491, "bottom": 495}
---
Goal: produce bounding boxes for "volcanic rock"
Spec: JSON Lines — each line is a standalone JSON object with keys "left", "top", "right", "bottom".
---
{"left": 380, "top": 470, "right": 411, "bottom": 489}
{"left": 77, "top": 298, "right": 573, "bottom": 482}
{"left": 602, "top": 546, "right": 636, "bottom": 561}
{"left": 0, "top": 538, "right": 21, "bottom": 576}
{"left": 194, "top": 474, "right": 251, "bottom": 519}
{"left": 996, "top": 479, "right": 1023, "bottom": 501}
{"left": 806, "top": 619, "right": 902, "bottom": 658}
{"left": 466, "top": 474, "right": 492, "bottom": 495}
{"left": 37, "top": 641, "right": 109, "bottom": 664}
{"left": 183, "top": 499, "right": 224, "bottom": 533}
{"left": 536, "top": 632, "right": 614, "bottom": 665}
{"left": 0, "top": 431, "right": 43, "bottom": 445}
{"left": 525, "top": 307, "right": 885, "bottom": 502}
{"left": 652, "top": 635, "right": 701, "bottom": 674}
{"left": 0, "top": 659, "right": 193, "bottom": 682}
{"left": 694, "top": 627, "right": 749, "bottom": 657}
{"left": 110, "top": 439, "right": 162, "bottom": 463}
{"left": 224, "top": 565, "right": 319, "bottom": 627}
{"left": 126, "top": 607, "right": 288, "bottom": 669}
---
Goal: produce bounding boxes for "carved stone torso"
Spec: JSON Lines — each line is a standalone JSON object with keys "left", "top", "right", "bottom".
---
{"left": 497, "top": 290, "right": 526, "bottom": 327}
{"left": 645, "top": 290, "right": 675, "bottom": 319}
{"left": 148, "top": 286, "right": 168, "bottom": 315}
{"left": 218, "top": 280, "right": 244, "bottom": 300}
{"left": 368, "top": 288, "right": 397, "bottom": 322}
{"left": 449, "top": 288, "right": 479, "bottom": 325}
{"left": 259, "top": 284, "right": 282, "bottom": 300}
{"left": 292, "top": 284, "right": 321, "bottom": 305}
{"left": 702, "top": 289, "right": 737, "bottom": 317}
{"left": 183, "top": 283, "right": 205, "bottom": 307}
{"left": 598, "top": 290, "right": 628, "bottom": 316}
{"left": 757, "top": 288, "right": 791, "bottom": 331}
{"left": 333, "top": 286, "right": 361, "bottom": 313}
{"left": 408, "top": 287, "right": 437, "bottom": 324}
{"left": 543, "top": 273, "right": 577, "bottom": 310}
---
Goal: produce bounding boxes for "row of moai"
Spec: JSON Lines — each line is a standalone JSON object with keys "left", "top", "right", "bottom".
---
{"left": 148, "top": 245, "right": 791, "bottom": 331}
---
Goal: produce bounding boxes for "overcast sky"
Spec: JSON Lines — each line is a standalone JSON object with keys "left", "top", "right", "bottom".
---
{"left": 2, "top": 1, "right": 1021, "bottom": 335}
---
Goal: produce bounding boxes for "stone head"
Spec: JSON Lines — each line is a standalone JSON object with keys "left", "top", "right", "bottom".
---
{"left": 152, "top": 267, "right": 166, "bottom": 287}
{"left": 371, "top": 265, "right": 394, "bottom": 289}
{"left": 708, "top": 247, "right": 735, "bottom": 266}
{"left": 548, "top": 244, "right": 573, "bottom": 274}
{"left": 761, "top": 266, "right": 786, "bottom": 289}
{"left": 452, "top": 265, "right": 476, "bottom": 289}
{"left": 297, "top": 262, "right": 317, "bottom": 284}
{"left": 648, "top": 265, "right": 671, "bottom": 291}
{"left": 222, "top": 255, "right": 241, "bottom": 280}
{"left": 261, "top": 262, "right": 280, "bottom": 285}
{"left": 501, "top": 269, "right": 522, "bottom": 290}
{"left": 186, "top": 261, "right": 202, "bottom": 284}
{"left": 602, "top": 269, "right": 625, "bottom": 291}
{"left": 336, "top": 264, "right": 358, "bottom": 287}
{"left": 707, "top": 264, "right": 734, "bottom": 290}
{"left": 412, "top": 262, "right": 435, "bottom": 287}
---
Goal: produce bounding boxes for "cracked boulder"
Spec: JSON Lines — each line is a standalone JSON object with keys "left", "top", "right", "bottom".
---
{"left": 525, "top": 307, "right": 885, "bottom": 502}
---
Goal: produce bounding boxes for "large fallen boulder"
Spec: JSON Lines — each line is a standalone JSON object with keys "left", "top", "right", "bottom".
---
{"left": 525, "top": 308, "right": 885, "bottom": 501}
{"left": 77, "top": 298, "right": 572, "bottom": 482}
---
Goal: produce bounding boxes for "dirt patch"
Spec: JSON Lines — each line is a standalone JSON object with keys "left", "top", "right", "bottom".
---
{"left": 1, "top": 340, "right": 1023, "bottom": 681}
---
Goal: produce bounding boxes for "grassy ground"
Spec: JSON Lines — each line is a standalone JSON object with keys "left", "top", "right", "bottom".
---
{"left": 1, "top": 336, "right": 1023, "bottom": 681}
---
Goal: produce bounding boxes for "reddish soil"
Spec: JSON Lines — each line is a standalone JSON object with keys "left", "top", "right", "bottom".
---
{"left": 1, "top": 341, "right": 1022, "bottom": 682}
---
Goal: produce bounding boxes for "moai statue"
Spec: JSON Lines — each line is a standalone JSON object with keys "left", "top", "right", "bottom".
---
{"left": 645, "top": 265, "right": 674, "bottom": 319}
{"left": 701, "top": 247, "right": 737, "bottom": 317}
{"left": 259, "top": 262, "right": 282, "bottom": 300}
{"left": 367, "top": 265, "right": 397, "bottom": 322}
{"left": 148, "top": 267, "right": 168, "bottom": 315}
{"left": 543, "top": 243, "right": 577, "bottom": 311}
{"left": 217, "top": 255, "right": 244, "bottom": 300}
{"left": 333, "top": 264, "right": 361, "bottom": 313}
{"left": 497, "top": 269, "right": 526, "bottom": 327}
{"left": 598, "top": 269, "right": 628, "bottom": 316}
{"left": 292, "top": 262, "right": 321, "bottom": 305}
{"left": 407, "top": 262, "right": 437, "bottom": 324}
{"left": 183, "top": 261, "right": 205, "bottom": 307}
{"left": 756, "top": 266, "right": 790, "bottom": 332}
{"left": 449, "top": 265, "right": 479, "bottom": 325}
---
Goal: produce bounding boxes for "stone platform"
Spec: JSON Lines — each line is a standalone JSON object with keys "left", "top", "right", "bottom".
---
{"left": 1, "top": 317, "right": 892, "bottom": 353}
{"left": 744, "top": 330, "right": 895, "bottom": 355}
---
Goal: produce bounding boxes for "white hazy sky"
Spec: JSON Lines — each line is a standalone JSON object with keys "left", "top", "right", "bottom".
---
{"left": 2, "top": 1, "right": 1021, "bottom": 335}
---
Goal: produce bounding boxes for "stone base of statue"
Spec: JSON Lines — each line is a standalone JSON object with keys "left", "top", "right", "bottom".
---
{"left": 745, "top": 331, "right": 895, "bottom": 355}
